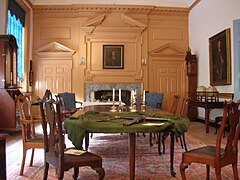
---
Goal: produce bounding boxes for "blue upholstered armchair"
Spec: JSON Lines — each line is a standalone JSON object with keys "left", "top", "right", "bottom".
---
{"left": 58, "top": 92, "right": 82, "bottom": 110}
{"left": 145, "top": 92, "right": 164, "bottom": 109}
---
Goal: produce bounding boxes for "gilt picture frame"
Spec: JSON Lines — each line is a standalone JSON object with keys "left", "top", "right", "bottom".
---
{"left": 103, "top": 45, "right": 124, "bottom": 69}
{"left": 209, "top": 28, "right": 231, "bottom": 86}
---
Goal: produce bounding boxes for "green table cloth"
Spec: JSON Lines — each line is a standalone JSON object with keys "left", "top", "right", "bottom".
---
{"left": 64, "top": 111, "right": 190, "bottom": 149}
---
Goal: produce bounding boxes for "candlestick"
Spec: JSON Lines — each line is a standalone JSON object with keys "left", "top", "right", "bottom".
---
{"left": 119, "top": 89, "right": 121, "bottom": 102}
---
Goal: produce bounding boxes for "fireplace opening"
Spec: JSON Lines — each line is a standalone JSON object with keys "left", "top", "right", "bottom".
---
{"left": 94, "top": 90, "right": 131, "bottom": 105}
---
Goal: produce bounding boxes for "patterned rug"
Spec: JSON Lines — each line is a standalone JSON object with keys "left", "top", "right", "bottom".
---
{"left": 7, "top": 133, "right": 238, "bottom": 180}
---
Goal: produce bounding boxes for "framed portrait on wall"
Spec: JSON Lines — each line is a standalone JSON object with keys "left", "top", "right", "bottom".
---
{"left": 103, "top": 45, "right": 124, "bottom": 69}
{"left": 209, "top": 28, "right": 231, "bottom": 86}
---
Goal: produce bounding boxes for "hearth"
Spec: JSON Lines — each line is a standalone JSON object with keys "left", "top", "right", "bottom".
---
{"left": 94, "top": 90, "right": 131, "bottom": 105}
{"left": 85, "top": 83, "right": 141, "bottom": 105}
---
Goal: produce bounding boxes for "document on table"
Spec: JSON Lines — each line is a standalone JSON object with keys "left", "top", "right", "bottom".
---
{"left": 142, "top": 122, "right": 164, "bottom": 126}
{"left": 65, "top": 149, "right": 86, "bottom": 156}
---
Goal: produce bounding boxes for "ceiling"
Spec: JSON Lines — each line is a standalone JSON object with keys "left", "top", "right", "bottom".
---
{"left": 30, "top": 0, "right": 197, "bottom": 8}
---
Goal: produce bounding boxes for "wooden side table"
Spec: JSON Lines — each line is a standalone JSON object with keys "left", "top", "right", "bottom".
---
{"left": 0, "top": 133, "right": 8, "bottom": 180}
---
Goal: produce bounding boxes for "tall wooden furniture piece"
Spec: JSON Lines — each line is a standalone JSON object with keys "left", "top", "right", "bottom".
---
{"left": 39, "top": 99, "right": 105, "bottom": 180}
{"left": 185, "top": 49, "right": 198, "bottom": 121}
{"left": 0, "top": 35, "right": 22, "bottom": 132}
{"left": 180, "top": 100, "right": 240, "bottom": 180}
{"left": 16, "top": 95, "right": 44, "bottom": 176}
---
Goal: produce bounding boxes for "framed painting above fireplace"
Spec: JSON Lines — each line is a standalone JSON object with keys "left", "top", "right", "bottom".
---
{"left": 103, "top": 45, "right": 124, "bottom": 69}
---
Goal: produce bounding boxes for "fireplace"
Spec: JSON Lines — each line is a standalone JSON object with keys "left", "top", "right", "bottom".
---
{"left": 94, "top": 90, "right": 131, "bottom": 105}
{"left": 85, "top": 83, "right": 142, "bottom": 105}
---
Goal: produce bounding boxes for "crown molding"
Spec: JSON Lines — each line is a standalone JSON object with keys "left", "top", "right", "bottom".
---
{"left": 32, "top": 4, "right": 189, "bottom": 15}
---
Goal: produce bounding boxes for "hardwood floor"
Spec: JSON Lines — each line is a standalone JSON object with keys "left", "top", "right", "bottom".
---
{"left": 4, "top": 121, "right": 240, "bottom": 178}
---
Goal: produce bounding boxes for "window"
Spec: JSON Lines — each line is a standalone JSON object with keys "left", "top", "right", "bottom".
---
{"left": 6, "top": 0, "right": 25, "bottom": 84}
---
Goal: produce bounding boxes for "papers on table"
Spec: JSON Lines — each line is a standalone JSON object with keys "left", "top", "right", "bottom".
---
{"left": 142, "top": 122, "right": 164, "bottom": 126}
{"left": 65, "top": 149, "right": 86, "bottom": 156}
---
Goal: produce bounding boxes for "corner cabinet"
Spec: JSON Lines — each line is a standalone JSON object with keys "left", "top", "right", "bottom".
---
{"left": 0, "top": 35, "right": 22, "bottom": 132}
{"left": 185, "top": 49, "right": 198, "bottom": 121}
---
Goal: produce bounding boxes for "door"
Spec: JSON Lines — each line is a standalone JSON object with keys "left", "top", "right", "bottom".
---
{"left": 37, "top": 60, "right": 72, "bottom": 98}
{"left": 149, "top": 58, "right": 187, "bottom": 112}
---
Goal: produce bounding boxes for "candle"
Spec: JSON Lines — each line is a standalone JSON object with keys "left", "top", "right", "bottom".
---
{"left": 131, "top": 90, "right": 134, "bottom": 102}
{"left": 112, "top": 88, "right": 115, "bottom": 101}
{"left": 119, "top": 89, "right": 121, "bottom": 102}
{"left": 143, "top": 90, "right": 145, "bottom": 102}
{"left": 90, "top": 91, "right": 95, "bottom": 102}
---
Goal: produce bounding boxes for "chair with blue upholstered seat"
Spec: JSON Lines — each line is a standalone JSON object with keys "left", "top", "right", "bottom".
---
{"left": 146, "top": 92, "right": 164, "bottom": 155}
{"left": 145, "top": 92, "right": 164, "bottom": 109}
{"left": 56, "top": 92, "right": 82, "bottom": 118}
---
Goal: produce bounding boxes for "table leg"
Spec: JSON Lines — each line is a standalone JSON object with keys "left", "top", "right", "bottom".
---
{"left": 129, "top": 133, "right": 135, "bottom": 180}
{"left": 205, "top": 108, "right": 210, "bottom": 133}
{"left": 170, "top": 131, "right": 176, "bottom": 177}
{"left": 85, "top": 132, "right": 89, "bottom": 150}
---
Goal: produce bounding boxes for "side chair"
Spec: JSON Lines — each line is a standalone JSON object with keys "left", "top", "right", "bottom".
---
{"left": 161, "top": 95, "right": 180, "bottom": 154}
{"left": 146, "top": 92, "right": 165, "bottom": 155}
{"left": 16, "top": 95, "right": 44, "bottom": 176}
{"left": 214, "top": 93, "right": 234, "bottom": 137}
{"left": 180, "top": 100, "right": 240, "bottom": 180}
{"left": 39, "top": 98, "right": 105, "bottom": 180}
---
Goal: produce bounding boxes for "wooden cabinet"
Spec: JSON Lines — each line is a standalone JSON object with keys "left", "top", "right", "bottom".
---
{"left": 185, "top": 49, "right": 198, "bottom": 121}
{"left": 0, "top": 35, "right": 22, "bottom": 132}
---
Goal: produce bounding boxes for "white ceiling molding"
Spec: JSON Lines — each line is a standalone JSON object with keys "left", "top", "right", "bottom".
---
{"left": 30, "top": 0, "right": 197, "bottom": 8}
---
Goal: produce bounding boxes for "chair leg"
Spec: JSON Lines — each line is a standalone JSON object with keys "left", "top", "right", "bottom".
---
{"left": 149, "top": 133, "right": 153, "bottom": 146}
{"left": 214, "top": 168, "right": 221, "bottom": 180}
{"left": 94, "top": 167, "right": 105, "bottom": 180}
{"left": 58, "top": 170, "right": 64, "bottom": 180}
{"left": 20, "top": 148, "right": 27, "bottom": 175}
{"left": 73, "top": 167, "right": 79, "bottom": 180}
{"left": 157, "top": 132, "right": 162, "bottom": 155}
{"left": 232, "top": 162, "right": 239, "bottom": 180}
{"left": 214, "top": 119, "right": 218, "bottom": 134}
{"left": 43, "top": 162, "right": 49, "bottom": 180}
{"left": 182, "top": 133, "right": 188, "bottom": 152}
{"left": 161, "top": 133, "right": 167, "bottom": 154}
{"left": 179, "top": 162, "right": 187, "bottom": 180}
{"left": 179, "top": 136, "right": 184, "bottom": 149}
{"left": 206, "top": 165, "right": 210, "bottom": 180}
{"left": 30, "top": 148, "right": 35, "bottom": 166}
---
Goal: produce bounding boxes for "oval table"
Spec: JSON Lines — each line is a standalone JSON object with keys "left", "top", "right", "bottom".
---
{"left": 64, "top": 105, "right": 190, "bottom": 180}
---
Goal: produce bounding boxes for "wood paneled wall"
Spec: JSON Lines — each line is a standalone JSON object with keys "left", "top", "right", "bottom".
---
{"left": 32, "top": 5, "right": 189, "bottom": 111}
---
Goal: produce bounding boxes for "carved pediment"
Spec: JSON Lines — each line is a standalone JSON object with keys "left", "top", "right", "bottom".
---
{"left": 81, "top": 13, "right": 146, "bottom": 34}
{"left": 150, "top": 43, "right": 185, "bottom": 57}
{"left": 34, "top": 42, "right": 75, "bottom": 59}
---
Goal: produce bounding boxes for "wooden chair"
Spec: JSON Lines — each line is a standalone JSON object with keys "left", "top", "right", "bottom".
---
{"left": 177, "top": 97, "right": 190, "bottom": 152}
{"left": 170, "top": 95, "right": 180, "bottom": 114}
{"left": 16, "top": 95, "right": 44, "bottom": 176}
{"left": 39, "top": 98, "right": 105, "bottom": 180}
{"left": 180, "top": 100, "right": 240, "bottom": 180}
{"left": 214, "top": 93, "right": 234, "bottom": 137}
{"left": 55, "top": 93, "right": 78, "bottom": 119}
{"left": 161, "top": 95, "right": 180, "bottom": 154}
{"left": 146, "top": 92, "right": 165, "bottom": 153}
